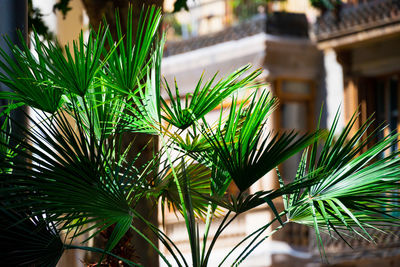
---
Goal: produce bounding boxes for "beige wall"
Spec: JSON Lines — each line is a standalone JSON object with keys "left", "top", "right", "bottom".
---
{"left": 56, "top": 0, "right": 86, "bottom": 47}
{"left": 273, "top": 0, "right": 319, "bottom": 23}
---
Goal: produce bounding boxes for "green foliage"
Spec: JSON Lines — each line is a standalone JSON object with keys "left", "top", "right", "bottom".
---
{"left": 0, "top": 32, "right": 63, "bottom": 113}
{"left": 1, "top": 5, "right": 399, "bottom": 267}
{"left": 162, "top": 65, "right": 261, "bottom": 130}
{"left": 0, "top": 209, "right": 65, "bottom": 266}
{"left": 284, "top": 112, "right": 400, "bottom": 262}
{"left": 200, "top": 90, "right": 317, "bottom": 192}
{"left": 174, "top": 0, "right": 190, "bottom": 12}
{"left": 0, "top": 113, "right": 15, "bottom": 174}
{"left": 310, "top": 0, "right": 342, "bottom": 10}
{"left": 103, "top": 7, "right": 162, "bottom": 95}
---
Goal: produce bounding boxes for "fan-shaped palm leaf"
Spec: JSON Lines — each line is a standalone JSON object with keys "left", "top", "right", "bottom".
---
{"left": 283, "top": 111, "right": 400, "bottom": 261}
{"left": 201, "top": 89, "right": 318, "bottom": 192}
{"left": 43, "top": 25, "right": 111, "bottom": 96}
{"left": 114, "top": 36, "right": 164, "bottom": 135}
{"left": 154, "top": 159, "right": 212, "bottom": 219}
{"left": 0, "top": 207, "right": 141, "bottom": 267}
{"left": 161, "top": 65, "right": 261, "bottom": 130}
{"left": 103, "top": 6, "right": 161, "bottom": 94}
{"left": 0, "top": 108, "right": 154, "bottom": 252}
{"left": 0, "top": 208, "right": 65, "bottom": 267}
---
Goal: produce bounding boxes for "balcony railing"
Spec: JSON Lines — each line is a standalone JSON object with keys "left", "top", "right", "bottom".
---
{"left": 315, "top": 0, "right": 400, "bottom": 41}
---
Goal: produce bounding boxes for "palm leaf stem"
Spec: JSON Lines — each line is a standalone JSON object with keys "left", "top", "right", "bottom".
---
{"left": 130, "top": 225, "right": 172, "bottom": 266}
{"left": 131, "top": 209, "right": 188, "bottom": 267}
{"left": 200, "top": 204, "right": 213, "bottom": 264}
{"left": 219, "top": 210, "right": 287, "bottom": 266}
{"left": 202, "top": 210, "right": 237, "bottom": 266}
{"left": 160, "top": 135, "right": 197, "bottom": 265}
{"left": 234, "top": 222, "right": 287, "bottom": 266}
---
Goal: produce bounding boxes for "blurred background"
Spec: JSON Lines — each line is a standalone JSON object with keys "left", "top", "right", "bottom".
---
{"left": 3, "top": 0, "right": 400, "bottom": 266}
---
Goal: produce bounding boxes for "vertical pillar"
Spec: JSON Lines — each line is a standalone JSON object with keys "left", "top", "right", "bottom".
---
{"left": 0, "top": 0, "right": 28, "bottom": 130}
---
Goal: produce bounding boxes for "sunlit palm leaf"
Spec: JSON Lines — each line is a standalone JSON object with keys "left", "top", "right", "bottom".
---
{"left": 104, "top": 6, "right": 161, "bottom": 94}
{"left": 43, "top": 25, "right": 110, "bottom": 96}
{"left": 116, "top": 36, "right": 164, "bottom": 135}
{"left": 168, "top": 127, "right": 211, "bottom": 154}
{"left": 201, "top": 90, "right": 317, "bottom": 192}
{"left": 284, "top": 111, "right": 400, "bottom": 260}
{"left": 161, "top": 65, "right": 261, "bottom": 130}
{"left": 63, "top": 78, "right": 126, "bottom": 140}
{"left": 154, "top": 159, "right": 212, "bottom": 218}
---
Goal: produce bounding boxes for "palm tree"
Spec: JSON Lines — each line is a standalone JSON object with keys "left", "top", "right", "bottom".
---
{"left": 0, "top": 5, "right": 399, "bottom": 267}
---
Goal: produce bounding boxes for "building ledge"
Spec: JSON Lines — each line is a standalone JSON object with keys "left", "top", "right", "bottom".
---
{"left": 317, "top": 22, "right": 400, "bottom": 49}
{"left": 164, "top": 15, "right": 266, "bottom": 57}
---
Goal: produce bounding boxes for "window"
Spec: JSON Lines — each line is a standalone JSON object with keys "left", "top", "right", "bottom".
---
{"left": 274, "top": 78, "right": 315, "bottom": 181}
{"left": 357, "top": 74, "right": 400, "bottom": 155}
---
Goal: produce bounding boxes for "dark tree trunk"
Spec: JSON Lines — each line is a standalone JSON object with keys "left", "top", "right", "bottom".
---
{"left": 80, "top": 1, "right": 163, "bottom": 266}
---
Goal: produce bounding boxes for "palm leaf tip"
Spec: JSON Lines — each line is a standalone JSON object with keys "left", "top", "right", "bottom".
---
{"left": 162, "top": 64, "right": 262, "bottom": 130}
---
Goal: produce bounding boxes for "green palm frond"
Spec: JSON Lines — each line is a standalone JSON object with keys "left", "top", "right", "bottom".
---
{"left": 0, "top": 207, "right": 140, "bottom": 267}
{"left": 116, "top": 36, "right": 165, "bottom": 135}
{"left": 161, "top": 65, "right": 261, "bottom": 130}
{"left": 104, "top": 6, "right": 162, "bottom": 94}
{"left": 62, "top": 76, "right": 126, "bottom": 140}
{"left": 284, "top": 111, "right": 400, "bottom": 260}
{"left": 154, "top": 159, "right": 212, "bottom": 218}
{"left": 0, "top": 113, "right": 15, "bottom": 174}
{"left": 0, "top": 208, "right": 64, "bottom": 267}
{"left": 201, "top": 89, "right": 318, "bottom": 192}
{"left": 168, "top": 127, "right": 211, "bottom": 154}
{"left": 3, "top": 2, "right": 400, "bottom": 266}
{"left": 0, "top": 109, "right": 151, "bottom": 251}
{"left": 0, "top": 31, "right": 63, "bottom": 113}
{"left": 43, "top": 25, "right": 110, "bottom": 96}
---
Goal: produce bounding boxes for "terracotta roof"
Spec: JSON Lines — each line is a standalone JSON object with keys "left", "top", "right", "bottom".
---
{"left": 315, "top": 0, "right": 400, "bottom": 42}
{"left": 163, "top": 15, "right": 266, "bottom": 57}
